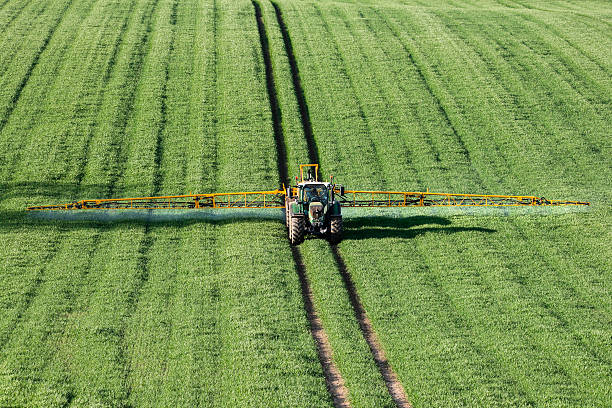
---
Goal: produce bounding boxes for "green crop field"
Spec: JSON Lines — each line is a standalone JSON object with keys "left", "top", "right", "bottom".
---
{"left": 0, "top": 0, "right": 610, "bottom": 406}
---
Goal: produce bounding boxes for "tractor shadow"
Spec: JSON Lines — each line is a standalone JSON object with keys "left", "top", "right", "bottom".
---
{"left": 342, "top": 215, "right": 496, "bottom": 240}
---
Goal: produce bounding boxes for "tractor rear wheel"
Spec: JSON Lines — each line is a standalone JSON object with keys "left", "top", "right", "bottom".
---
{"left": 289, "top": 215, "right": 305, "bottom": 245}
{"left": 329, "top": 216, "right": 343, "bottom": 244}
{"left": 285, "top": 199, "right": 293, "bottom": 228}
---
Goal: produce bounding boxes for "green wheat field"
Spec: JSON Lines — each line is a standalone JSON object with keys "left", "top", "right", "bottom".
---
{"left": 0, "top": 0, "right": 610, "bottom": 406}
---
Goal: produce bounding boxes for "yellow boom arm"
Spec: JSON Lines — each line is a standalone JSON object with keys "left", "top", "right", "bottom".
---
{"left": 335, "top": 190, "right": 589, "bottom": 207}
{"left": 27, "top": 188, "right": 588, "bottom": 211}
{"left": 27, "top": 190, "right": 286, "bottom": 211}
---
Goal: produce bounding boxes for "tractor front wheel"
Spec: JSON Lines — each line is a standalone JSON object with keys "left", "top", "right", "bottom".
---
{"left": 328, "top": 216, "right": 343, "bottom": 244}
{"left": 289, "top": 215, "right": 305, "bottom": 245}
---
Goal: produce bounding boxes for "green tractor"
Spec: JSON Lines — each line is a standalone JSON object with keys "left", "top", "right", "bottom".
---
{"left": 285, "top": 164, "right": 344, "bottom": 245}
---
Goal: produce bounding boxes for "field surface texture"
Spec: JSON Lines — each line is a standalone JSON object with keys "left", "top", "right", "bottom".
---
{"left": 0, "top": 0, "right": 610, "bottom": 407}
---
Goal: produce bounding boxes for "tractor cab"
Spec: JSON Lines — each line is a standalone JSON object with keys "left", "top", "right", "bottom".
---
{"left": 295, "top": 164, "right": 333, "bottom": 205}
{"left": 300, "top": 183, "right": 330, "bottom": 204}
{"left": 299, "top": 183, "right": 330, "bottom": 227}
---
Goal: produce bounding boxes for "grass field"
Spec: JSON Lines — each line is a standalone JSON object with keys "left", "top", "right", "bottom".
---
{"left": 0, "top": 0, "right": 610, "bottom": 406}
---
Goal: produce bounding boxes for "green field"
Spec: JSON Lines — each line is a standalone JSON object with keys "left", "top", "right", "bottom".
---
{"left": 0, "top": 0, "right": 610, "bottom": 406}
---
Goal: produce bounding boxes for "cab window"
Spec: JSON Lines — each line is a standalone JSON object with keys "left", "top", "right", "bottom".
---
{"left": 302, "top": 185, "right": 328, "bottom": 203}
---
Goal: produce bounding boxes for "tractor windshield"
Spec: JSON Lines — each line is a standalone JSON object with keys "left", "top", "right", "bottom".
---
{"left": 303, "top": 184, "right": 328, "bottom": 203}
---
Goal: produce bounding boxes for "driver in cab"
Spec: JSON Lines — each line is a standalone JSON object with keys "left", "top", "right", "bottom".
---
{"left": 304, "top": 185, "right": 328, "bottom": 203}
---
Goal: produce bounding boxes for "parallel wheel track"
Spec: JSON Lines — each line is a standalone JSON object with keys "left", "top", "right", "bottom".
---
{"left": 253, "top": 2, "right": 350, "bottom": 406}
{"left": 261, "top": 2, "right": 411, "bottom": 407}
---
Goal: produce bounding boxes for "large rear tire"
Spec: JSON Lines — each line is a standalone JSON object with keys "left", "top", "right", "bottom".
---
{"left": 285, "top": 200, "right": 291, "bottom": 228}
{"left": 289, "top": 215, "right": 305, "bottom": 245}
{"left": 328, "top": 216, "right": 343, "bottom": 244}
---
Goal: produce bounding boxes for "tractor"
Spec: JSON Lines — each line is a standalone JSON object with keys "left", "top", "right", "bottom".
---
{"left": 284, "top": 164, "right": 344, "bottom": 245}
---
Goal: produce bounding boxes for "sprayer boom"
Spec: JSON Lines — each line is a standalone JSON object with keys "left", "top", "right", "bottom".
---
{"left": 26, "top": 164, "right": 589, "bottom": 244}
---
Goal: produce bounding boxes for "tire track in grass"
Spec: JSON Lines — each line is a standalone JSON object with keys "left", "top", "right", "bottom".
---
{"left": 150, "top": 0, "right": 176, "bottom": 196}
{"left": 272, "top": 3, "right": 410, "bottom": 406}
{"left": 253, "top": 2, "right": 349, "bottom": 406}
{"left": 291, "top": 246, "right": 351, "bottom": 408}
{"left": 270, "top": 1, "right": 317, "bottom": 164}
{"left": 0, "top": 0, "right": 74, "bottom": 137}
{"left": 330, "top": 248, "right": 412, "bottom": 408}
{"left": 253, "top": 1, "right": 288, "bottom": 185}
{"left": 191, "top": 2, "right": 220, "bottom": 402}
